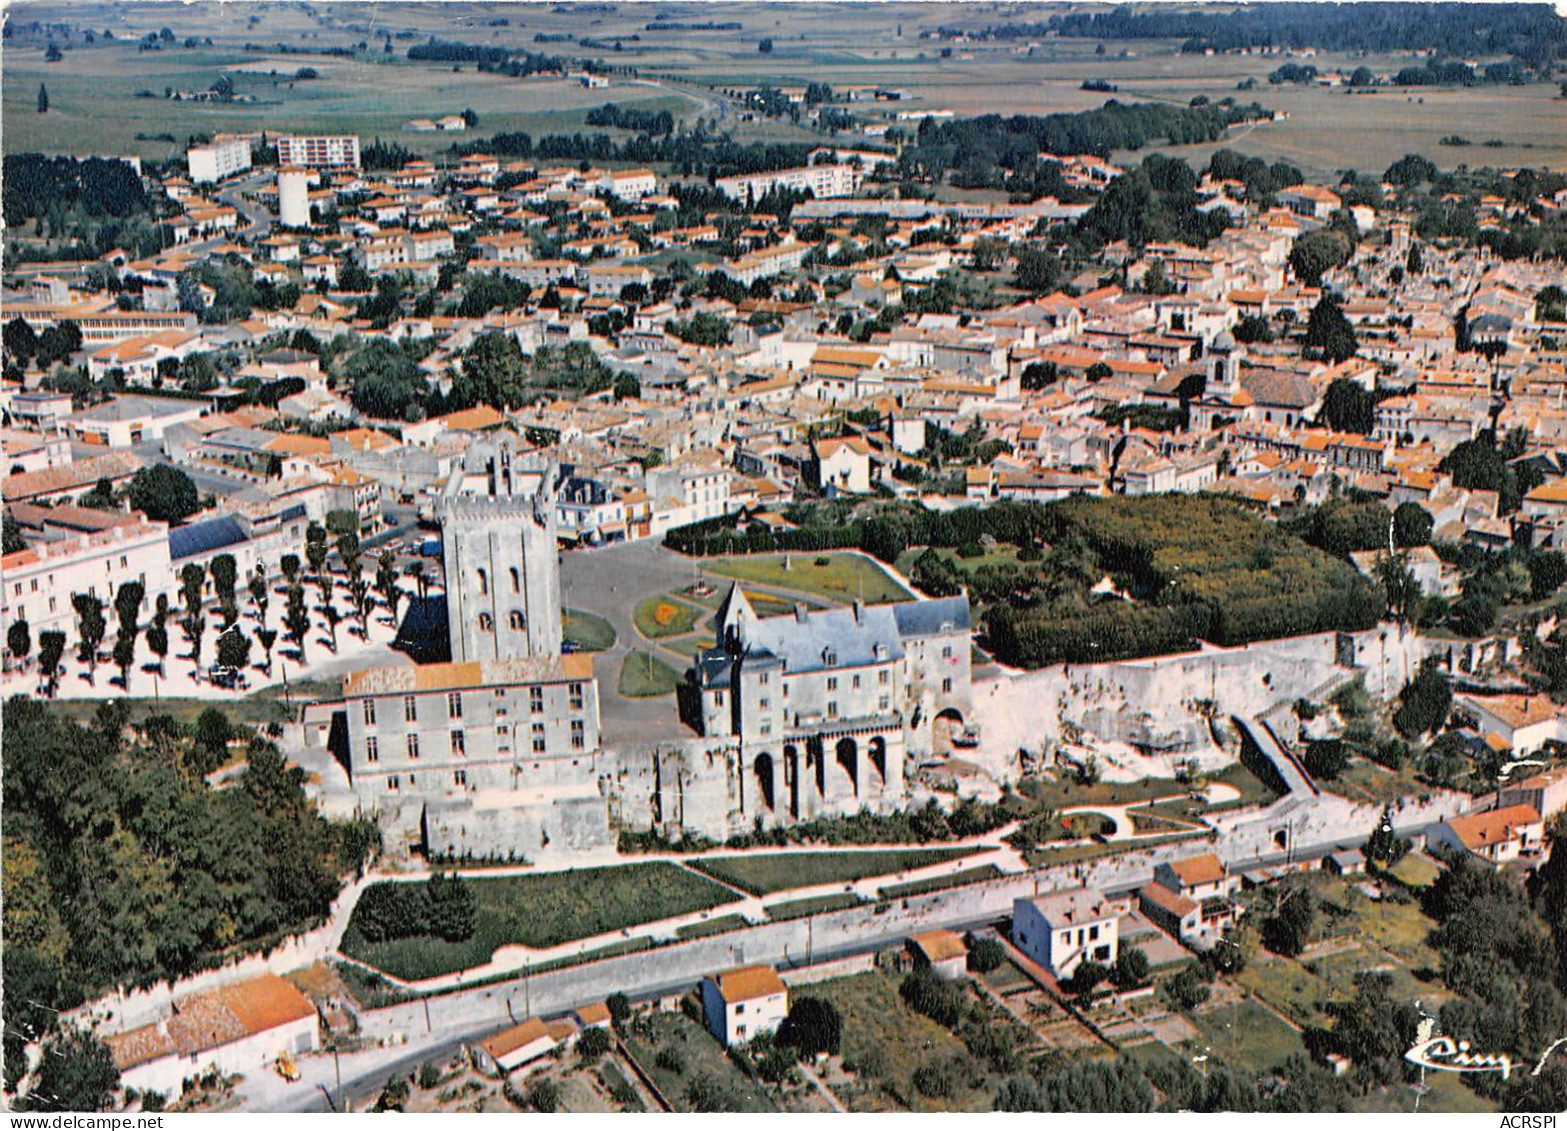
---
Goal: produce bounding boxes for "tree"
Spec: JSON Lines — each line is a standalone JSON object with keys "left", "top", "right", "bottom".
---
{"left": 1288, "top": 229, "right": 1350, "bottom": 287}
{"left": 1364, "top": 805, "right": 1411, "bottom": 867}
{"left": 256, "top": 627, "right": 278, "bottom": 675}
{"left": 777, "top": 996, "right": 842, "bottom": 1058}
{"left": 37, "top": 630, "right": 66, "bottom": 696}
{"left": 1069, "top": 959, "right": 1110, "bottom": 1004}
{"left": 578, "top": 1024, "right": 611, "bottom": 1060}
{"left": 1531, "top": 551, "right": 1567, "bottom": 601}
{"left": 249, "top": 565, "right": 270, "bottom": 620}
{"left": 1305, "top": 295, "right": 1358, "bottom": 363}
{"left": 185, "top": 611, "right": 205, "bottom": 675}
{"left": 1014, "top": 246, "right": 1063, "bottom": 295}
{"left": 1261, "top": 886, "right": 1316, "bottom": 956}
{"left": 1303, "top": 738, "right": 1348, "bottom": 779}
{"left": 305, "top": 521, "right": 330, "bottom": 579}
{"left": 192, "top": 707, "right": 233, "bottom": 775}
{"left": 1086, "top": 361, "right": 1113, "bottom": 383}
{"left": 128, "top": 464, "right": 199, "bottom": 523}
{"left": 1392, "top": 501, "right": 1433, "bottom": 548}
{"left": 967, "top": 936, "right": 1005, "bottom": 973}
{"left": 285, "top": 584, "right": 310, "bottom": 663}
{"left": 216, "top": 625, "right": 251, "bottom": 675}
{"left": 37, "top": 83, "right": 48, "bottom": 113}
{"left": 211, "top": 553, "right": 238, "bottom": 626}
{"left": 323, "top": 603, "right": 341, "bottom": 652}
{"left": 72, "top": 593, "right": 106, "bottom": 673}
{"left": 375, "top": 550, "right": 402, "bottom": 625}
{"left": 180, "top": 562, "right": 205, "bottom": 619}
{"left": 1320, "top": 379, "right": 1376, "bottom": 434}
{"left": 1114, "top": 946, "right": 1150, "bottom": 989}
{"left": 7, "top": 617, "right": 31, "bottom": 669}
{"left": 44, "top": 42, "right": 62, "bottom": 63}
{"left": 1393, "top": 659, "right": 1451, "bottom": 738}
{"left": 145, "top": 598, "right": 169, "bottom": 676}
{"left": 1406, "top": 242, "right": 1424, "bottom": 277}
{"left": 23, "top": 1029, "right": 118, "bottom": 1112}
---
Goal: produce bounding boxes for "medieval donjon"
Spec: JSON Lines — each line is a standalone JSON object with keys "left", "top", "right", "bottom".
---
{"left": 438, "top": 438, "right": 563, "bottom": 663}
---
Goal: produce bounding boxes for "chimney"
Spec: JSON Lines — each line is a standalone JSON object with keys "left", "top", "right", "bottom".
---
{"left": 794, "top": 604, "right": 808, "bottom": 623}
{"left": 852, "top": 600, "right": 864, "bottom": 624}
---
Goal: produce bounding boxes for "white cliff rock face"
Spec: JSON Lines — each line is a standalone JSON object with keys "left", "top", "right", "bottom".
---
{"left": 967, "top": 625, "right": 1437, "bottom": 785}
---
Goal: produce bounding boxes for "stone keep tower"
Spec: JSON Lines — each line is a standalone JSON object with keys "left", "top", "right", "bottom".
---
{"left": 438, "top": 439, "right": 563, "bottom": 662}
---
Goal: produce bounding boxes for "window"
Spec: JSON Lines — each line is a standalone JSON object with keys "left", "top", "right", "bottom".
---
{"left": 879, "top": 695, "right": 890, "bottom": 712}
{"left": 447, "top": 692, "right": 462, "bottom": 719}
{"left": 827, "top": 677, "right": 838, "bottom": 692}
{"left": 880, "top": 669, "right": 890, "bottom": 685}
{"left": 532, "top": 723, "right": 546, "bottom": 753}
{"left": 760, "top": 722, "right": 771, "bottom": 736}
{"left": 510, "top": 567, "right": 520, "bottom": 593}
{"left": 509, "top": 610, "right": 524, "bottom": 630}
{"left": 735, "top": 1003, "right": 746, "bottom": 1015}
{"left": 478, "top": 612, "right": 493, "bottom": 632}
{"left": 47, "top": 596, "right": 56, "bottom": 614}
{"left": 942, "top": 678, "right": 954, "bottom": 694}
{"left": 942, "top": 645, "right": 953, "bottom": 659}
{"left": 366, "top": 737, "right": 379, "bottom": 762}
{"left": 569, "top": 683, "right": 584, "bottom": 711}
{"left": 1089, "top": 925, "right": 1100, "bottom": 941}
{"left": 571, "top": 720, "right": 585, "bottom": 750}
{"left": 454, "top": 770, "right": 467, "bottom": 787}
{"left": 387, "top": 775, "right": 400, "bottom": 791}
{"left": 451, "top": 730, "right": 465, "bottom": 756}
{"left": 407, "top": 734, "right": 420, "bottom": 760}
{"left": 477, "top": 568, "right": 488, "bottom": 595}
{"left": 827, "top": 701, "right": 838, "bottom": 719}
{"left": 852, "top": 674, "right": 861, "bottom": 690}
{"left": 759, "top": 672, "right": 769, "bottom": 685}
{"left": 363, "top": 698, "right": 376, "bottom": 725}
{"left": 530, "top": 686, "right": 544, "bottom": 714}
{"left": 714, "top": 689, "right": 726, "bottom": 707}
{"left": 404, "top": 696, "right": 417, "bottom": 722}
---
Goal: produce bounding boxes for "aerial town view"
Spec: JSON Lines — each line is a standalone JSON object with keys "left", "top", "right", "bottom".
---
{"left": 5, "top": 0, "right": 1567, "bottom": 1117}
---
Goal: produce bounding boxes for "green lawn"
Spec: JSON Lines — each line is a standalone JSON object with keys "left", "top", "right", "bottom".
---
{"left": 674, "top": 914, "right": 752, "bottom": 940}
{"left": 765, "top": 892, "right": 864, "bottom": 920}
{"left": 691, "top": 848, "right": 979, "bottom": 896}
{"left": 1183, "top": 999, "right": 1306, "bottom": 1075}
{"left": 1388, "top": 852, "right": 1443, "bottom": 889}
{"left": 563, "top": 607, "right": 617, "bottom": 653}
{"left": 632, "top": 596, "right": 705, "bottom": 639}
{"left": 703, "top": 553, "right": 913, "bottom": 606}
{"left": 879, "top": 864, "right": 1001, "bottom": 900}
{"left": 617, "top": 651, "right": 684, "bottom": 698}
{"left": 340, "top": 864, "right": 735, "bottom": 981}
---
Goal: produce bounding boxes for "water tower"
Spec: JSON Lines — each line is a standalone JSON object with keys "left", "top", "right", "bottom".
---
{"left": 277, "top": 166, "right": 311, "bottom": 228}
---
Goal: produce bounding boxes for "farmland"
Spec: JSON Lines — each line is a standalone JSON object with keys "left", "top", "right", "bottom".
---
{"left": 10, "top": 2, "right": 1565, "bottom": 174}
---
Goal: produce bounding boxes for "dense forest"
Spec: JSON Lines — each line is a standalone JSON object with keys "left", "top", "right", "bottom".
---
{"left": 666, "top": 495, "right": 1382, "bottom": 668}
{"left": 944, "top": 3, "right": 1564, "bottom": 67}
{"left": 2, "top": 154, "right": 153, "bottom": 226}
{"left": 1, "top": 699, "right": 378, "bottom": 1090}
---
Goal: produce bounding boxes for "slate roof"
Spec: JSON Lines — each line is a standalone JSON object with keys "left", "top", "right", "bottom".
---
{"left": 169, "top": 515, "right": 249, "bottom": 560}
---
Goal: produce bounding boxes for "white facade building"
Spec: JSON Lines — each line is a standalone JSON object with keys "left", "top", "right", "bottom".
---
{"left": 186, "top": 137, "right": 253, "bottom": 184}
{"left": 1012, "top": 889, "right": 1120, "bottom": 980}
{"left": 701, "top": 965, "right": 789, "bottom": 1047}
{"left": 275, "top": 134, "right": 361, "bottom": 170}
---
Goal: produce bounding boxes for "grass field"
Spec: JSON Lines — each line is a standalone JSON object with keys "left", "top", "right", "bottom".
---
{"left": 703, "top": 553, "right": 913, "bottom": 606}
{"left": 690, "top": 847, "right": 978, "bottom": 895}
{"left": 632, "top": 596, "right": 705, "bottom": 640}
{"left": 764, "top": 892, "right": 863, "bottom": 920}
{"left": 1388, "top": 852, "right": 1443, "bottom": 889}
{"left": 879, "top": 863, "right": 1001, "bottom": 900}
{"left": 562, "top": 608, "right": 617, "bottom": 653}
{"left": 1021, "top": 761, "right": 1278, "bottom": 819}
{"left": 674, "top": 914, "right": 752, "bottom": 940}
{"left": 8, "top": 3, "right": 1566, "bottom": 174}
{"left": 1183, "top": 998, "right": 1306, "bottom": 1075}
{"left": 617, "top": 651, "right": 684, "bottom": 698}
{"left": 339, "top": 863, "right": 734, "bottom": 981}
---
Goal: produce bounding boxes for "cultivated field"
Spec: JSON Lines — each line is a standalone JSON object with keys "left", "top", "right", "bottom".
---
{"left": 9, "top": 2, "right": 1564, "bottom": 174}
